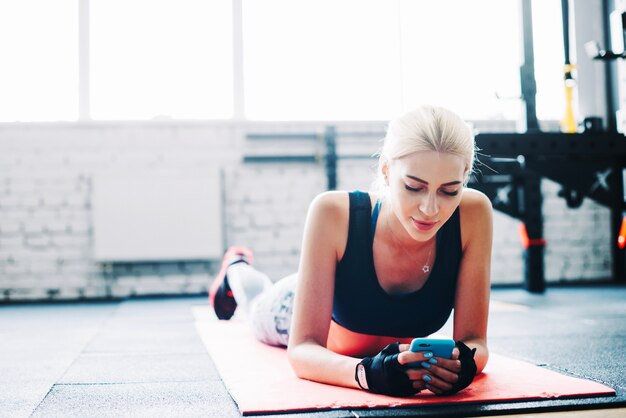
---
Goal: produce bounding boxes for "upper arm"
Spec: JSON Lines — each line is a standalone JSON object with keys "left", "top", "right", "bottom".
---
{"left": 288, "top": 191, "right": 348, "bottom": 349}
{"left": 453, "top": 189, "right": 493, "bottom": 342}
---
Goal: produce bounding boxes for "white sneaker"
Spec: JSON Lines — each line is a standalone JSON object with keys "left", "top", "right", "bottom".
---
{"left": 226, "top": 262, "right": 273, "bottom": 317}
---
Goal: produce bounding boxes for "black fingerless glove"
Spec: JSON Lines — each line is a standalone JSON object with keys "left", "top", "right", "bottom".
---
{"left": 355, "top": 342, "right": 418, "bottom": 397}
{"left": 445, "top": 340, "right": 477, "bottom": 395}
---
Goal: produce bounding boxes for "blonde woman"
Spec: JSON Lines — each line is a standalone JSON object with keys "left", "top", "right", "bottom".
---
{"left": 209, "top": 105, "right": 492, "bottom": 397}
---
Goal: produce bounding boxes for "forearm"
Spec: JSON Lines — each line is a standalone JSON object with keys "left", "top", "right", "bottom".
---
{"left": 288, "top": 341, "right": 361, "bottom": 389}
{"left": 461, "top": 337, "right": 488, "bottom": 374}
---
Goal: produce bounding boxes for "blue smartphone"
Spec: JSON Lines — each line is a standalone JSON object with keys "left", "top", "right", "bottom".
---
{"left": 406, "top": 338, "right": 455, "bottom": 368}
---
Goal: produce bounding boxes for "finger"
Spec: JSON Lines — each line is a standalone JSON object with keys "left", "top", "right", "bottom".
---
{"left": 451, "top": 347, "right": 460, "bottom": 360}
{"left": 425, "top": 383, "right": 444, "bottom": 395}
{"left": 422, "top": 372, "right": 454, "bottom": 392}
{"left": 431, "top": 356, "right": 462, "bottom": 373}
{"left": 398, "top": 343, "right": 410, "bottom": 352}
{"left": 397, "top": 350, "right": 434, "bottom": 365}
{"left": 420, "top": 363, "right": 459, "bottom": 384}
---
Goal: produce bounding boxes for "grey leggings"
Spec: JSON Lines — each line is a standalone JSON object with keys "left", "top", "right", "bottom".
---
{"left": 249, "top": 273, "right": 297, "bottom": 347}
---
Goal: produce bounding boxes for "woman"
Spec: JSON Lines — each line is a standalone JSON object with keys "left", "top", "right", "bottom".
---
{"left": 209, "top": 105, "right": 492, "bottom": 397}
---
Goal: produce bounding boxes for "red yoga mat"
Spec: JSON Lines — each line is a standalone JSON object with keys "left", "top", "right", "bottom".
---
{"left": 193, "top": 310, "right": 614, "bottom": 415}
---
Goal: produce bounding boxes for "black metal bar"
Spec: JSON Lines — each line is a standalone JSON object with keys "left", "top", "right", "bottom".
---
{"left": 520, "top": 0, "right": 540, "bottom": 132}
{"left": 603, "top": 0, "right": 619, "bottom": 133}
{"left": 562, "top": 0, "right": 571, "bottom": 66}
{"left": 339, "top": 132, "right": 626, "bottom": 158}
{"left": 325, "top": 126, "right": 337, "bottom": 190}
{"left": 522, "top": 171, "right": 546, "bottom": 293}
{"left": 475, "top": 132, "right": 626, "bottom": 156}
{"left": 611, "top": 162, "right": 626, "bottom": 283}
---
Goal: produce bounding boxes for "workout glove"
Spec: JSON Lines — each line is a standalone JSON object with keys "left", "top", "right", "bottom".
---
{"left": 445, "top": 340, "right": 477, "bottom": 395}
{"left": 356, "top": 342, "right": 418, "bottom": 397}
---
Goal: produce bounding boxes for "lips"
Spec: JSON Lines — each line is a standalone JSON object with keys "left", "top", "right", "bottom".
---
{"left": 411, "top": 217, "right": 437, "bottom": 231}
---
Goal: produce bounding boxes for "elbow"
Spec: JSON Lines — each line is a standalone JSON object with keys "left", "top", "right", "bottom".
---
{"left": 458, "top": 337, "right": 489, "bottom": 374}
{"left": 288, "top": 340, "right": 323, "bottom": 380}
{"left": 474, "top": 343, "right": 489, "bottom": 374}
{"left": 287, "top": 343, "right": 307, "bottom": 379}
{"left": 476, "top": 350, "right": 489, "bottom": 374}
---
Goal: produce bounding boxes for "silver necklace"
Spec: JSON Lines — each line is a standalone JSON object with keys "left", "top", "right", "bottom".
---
{"left": 384, "top": 204, "right": 434, "bottom": 274}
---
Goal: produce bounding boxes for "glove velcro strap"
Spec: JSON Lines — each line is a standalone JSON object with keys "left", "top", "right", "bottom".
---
{"left": 358, "top": 342, "right": 418, "bottom": 397}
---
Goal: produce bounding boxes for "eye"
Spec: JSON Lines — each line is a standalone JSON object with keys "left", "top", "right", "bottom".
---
{"left": 441, "top": 190, "right": 459, "bottom": 197}
{"left": 404, "top": 184, "right": 424, "bottom": 192}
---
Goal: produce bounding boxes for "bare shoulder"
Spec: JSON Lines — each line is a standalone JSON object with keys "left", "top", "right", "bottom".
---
{"left": 308, "top": 190, "right": 350, "bottom": 221}
{"left": 307, "top": 191, "right": 352, "bottom": 259}
{"left": 459, "top": 188, "right": 492, "bottom": 213}
{"left": 458, "top": 188, "right": 493, "bottom": 249}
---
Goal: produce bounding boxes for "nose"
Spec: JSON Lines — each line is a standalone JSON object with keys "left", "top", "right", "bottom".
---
{"left": 419, "top": 192, "right": 439, "bottom": 218}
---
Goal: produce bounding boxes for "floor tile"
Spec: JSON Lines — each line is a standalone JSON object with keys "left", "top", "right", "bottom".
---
{"left": 58, "top": 353, "right": 220, "bottom": 384}
{"left": 31, "top": 381, "right": 241, "bottom": 418}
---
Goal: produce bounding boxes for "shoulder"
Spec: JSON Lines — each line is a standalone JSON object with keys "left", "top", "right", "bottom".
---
{"left": 306, "top": 190, "right": 374, "bottom": 260}
{"left": 458, "top": 188, "right": 493, "bottom": 250}
{"left": 308, "top": 190, "right": 350, "bottom": 218}
{"left": 305, "top": 191, "right": 350, "bottom": 256}
{"left": 459, "top": 188, "right": 492, "bottom": 214}
{"left": 309, "top": 189, "right": 379, "bottom": 214}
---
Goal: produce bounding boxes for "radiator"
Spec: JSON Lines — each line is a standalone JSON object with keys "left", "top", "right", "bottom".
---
{"left": 92, "top": 168, "right": 223, "bottom": 262}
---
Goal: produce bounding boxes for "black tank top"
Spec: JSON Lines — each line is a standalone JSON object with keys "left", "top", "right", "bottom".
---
{"left": 332, "top": 190, "right": 462, "bottom": 338}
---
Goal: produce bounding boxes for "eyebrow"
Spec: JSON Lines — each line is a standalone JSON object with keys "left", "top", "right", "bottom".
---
{"left": 406, "top": 175, "right": 462, "bottom": 187}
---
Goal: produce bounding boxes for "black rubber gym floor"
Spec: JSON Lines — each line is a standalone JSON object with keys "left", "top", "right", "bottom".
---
{"left": 1, "top": 285, "right": 624, "bottom": 417}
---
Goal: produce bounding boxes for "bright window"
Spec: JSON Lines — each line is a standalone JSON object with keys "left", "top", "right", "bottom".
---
{"left": 533, "top": 0, "right": 566, "bottom": 121}
{"left": 0, "top": 0, "right": 78, "bottom": 122}
{"left": 243, "top": 0, "right": 526, "bottom": 122}
{"left": 399, "top": 0, "right": 522, "bottom": 121}
{"left": 0, "top": 0, "right": 567, "bottom": 123}
{"left": 243, "top": 0, "right": 403, "bottom": 121}
{"left": 90, "top": 0, "right": 233, "bottom": 120}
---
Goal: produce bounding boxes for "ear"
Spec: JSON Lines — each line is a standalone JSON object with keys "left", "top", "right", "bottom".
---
{"left": 380, "top": 157, "right": 390, "bottom": 184}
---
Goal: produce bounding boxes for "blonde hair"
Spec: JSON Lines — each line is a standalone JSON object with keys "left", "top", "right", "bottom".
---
{"left": 372, "top": 105, "right": 476, "bottom": 192}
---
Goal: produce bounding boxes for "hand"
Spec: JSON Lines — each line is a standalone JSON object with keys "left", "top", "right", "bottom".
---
{"left": 357, "top": 342, "right": 421, "bottom": 397}
{"left": 397, "top": 344, "right": 460, "bottom": 394}
{"left": 397, "top": 341, "right": 477, "bottom": 395}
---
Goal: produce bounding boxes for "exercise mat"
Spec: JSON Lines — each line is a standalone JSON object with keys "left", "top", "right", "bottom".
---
{"left": 193, "top": 307, "right": 614, "bottom": 415}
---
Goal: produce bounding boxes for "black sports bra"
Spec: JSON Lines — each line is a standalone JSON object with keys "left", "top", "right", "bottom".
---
{"left": 332, "top": 190, "right": 462, "bottom": 338}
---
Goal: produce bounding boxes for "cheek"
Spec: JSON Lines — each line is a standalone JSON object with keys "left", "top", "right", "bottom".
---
{"left": 388, "top": 189, "right": 410, "bottom": 218}
{"left": 392, "top": 188, "right": 413, "bottom": 210}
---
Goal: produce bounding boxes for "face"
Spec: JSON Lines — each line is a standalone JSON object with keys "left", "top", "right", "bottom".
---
{"left": 383, "top": 151, "right": 466, "bottom": 243}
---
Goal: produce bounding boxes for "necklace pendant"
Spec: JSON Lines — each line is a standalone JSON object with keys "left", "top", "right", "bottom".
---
{"left": 422, "top": 265, "right": 430, "bottom": 273}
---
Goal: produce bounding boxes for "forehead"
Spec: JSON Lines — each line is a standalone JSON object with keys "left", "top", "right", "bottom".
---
{"left": 392, "top": 151, "right": 465, "bottom": 183}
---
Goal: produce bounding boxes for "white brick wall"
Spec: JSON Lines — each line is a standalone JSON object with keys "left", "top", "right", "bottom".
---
{"left": 0, "top": 123, "right": 241, "bottom": 301}
{"left": 224, "top": 163, "right": 326, "bottom": 281}
{"left": 0, "top": 121, "right": 615, "bottom": 301}
{"left": 542, "top": 179, "right": 612, "bottom": 282}
{"left": 490, "top": 212, "right": 525, "bottom": 285}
